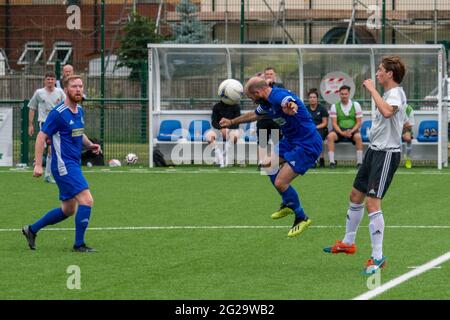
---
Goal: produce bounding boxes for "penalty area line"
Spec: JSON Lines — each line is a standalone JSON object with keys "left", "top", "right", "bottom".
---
{"left": 353, "top": 251, "right": 450, "bottom": 300}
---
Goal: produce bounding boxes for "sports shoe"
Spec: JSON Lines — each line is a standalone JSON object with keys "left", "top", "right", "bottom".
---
{"left": 72, "top": 244, "right": 97, "bottom": 253}
{"left": 271, "top": 203, "right": 294, "bottom": 220}
{"left": 356, "top": 163, "right": 362, "bottom": 169}
{"left": 319, "top": 158, "right": 325, "bottom": 168}
{"left": 405, "top": 159, "right": 412, "bottom": 169}
{"left": 287, "top": 217, "right": 312, "bottom": 238}
{"left": 44, "top": 176, "right": 56, "bottom": 184}
{"left": 22, "top": 225, "right": 36, "bottom": 250}
{"left": 330, "top": 161, "right": 337, "bottom": 169}
{"left": 323, "top": 240, "right": 357, "bottom": 255}
{"left": 363, "top": 257, "right": 386, "bottom": 275}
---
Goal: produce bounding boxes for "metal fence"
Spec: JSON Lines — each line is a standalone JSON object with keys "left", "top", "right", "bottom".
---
{"left": 1, "top": 0, "right": 449, "bottom": 166}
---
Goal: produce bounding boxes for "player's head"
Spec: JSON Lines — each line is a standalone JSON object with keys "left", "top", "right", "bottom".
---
{"left": 62, "top": 64, "right": 74, "bottom": 79}
{"left": 308, "top": 88, "right": 319, "bottom": 106}
{"left": 64, "top": 75, "right": 83, "bottom": 103}
{"left": 244, "top": 76, "right": 270, "bottom": 103}
{"left": 44, "top": 71, "right": 56, "bottom": 89}
{"left": 264, "top": 67, "right": 277, "bottom": 84}
{"left": 339, "top": 85, "right": 351, "bottom": 104}
{"left": 377, "top": 56, "right": 405, "bottom": 86}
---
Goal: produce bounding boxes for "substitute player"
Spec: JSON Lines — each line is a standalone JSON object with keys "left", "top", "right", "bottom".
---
{"left": 22, "top": 75, "right": 101, "bottom": 253}
{"left": 323, "top": 56, "right": 407, "bottom": 275}
{"left": 28, "top": 71, "right": 66, "bottom": 183}
{"left": 220, "top": 77, "right": 322, "bottom": 238}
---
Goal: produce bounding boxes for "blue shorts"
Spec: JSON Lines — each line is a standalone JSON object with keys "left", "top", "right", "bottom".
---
{"left": 52, "top": 166, "right": 89, "bottom": 201}
{"left": 275, "top": 134, "right": 322, "bottom": 175}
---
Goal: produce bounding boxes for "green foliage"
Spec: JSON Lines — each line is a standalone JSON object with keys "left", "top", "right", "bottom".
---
{"left": 167, "top": 0, "right": 210, "bottom": 44}
{"left": 117, "top": 13, "right": 161, "bottom": 80}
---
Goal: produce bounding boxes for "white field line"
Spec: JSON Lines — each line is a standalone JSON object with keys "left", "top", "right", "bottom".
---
{"left": 2, "top": 169, "right": 450, "bottom": 175}
{"left": 353, "top": 252, "right": 450, "bottom": 300}
{"left": 2, "top": 225, "right": 450, "bottom": 232}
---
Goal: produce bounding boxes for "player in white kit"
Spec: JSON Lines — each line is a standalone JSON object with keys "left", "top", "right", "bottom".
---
{"left": 324, "top": 56, "right": 407, "bottom": 275}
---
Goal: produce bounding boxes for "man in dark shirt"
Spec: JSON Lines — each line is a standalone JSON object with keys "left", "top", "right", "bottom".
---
{"left": 206, "top": 100, "right": 241, "bottom": 167}
{"left": 256, "top": 67, "right": 284, "bottom": 168}
{"left": 306, "top": 88, "right": 329, "bottom": 167}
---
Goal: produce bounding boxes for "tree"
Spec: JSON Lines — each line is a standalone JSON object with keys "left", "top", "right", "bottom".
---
{"left": 117, "top": 13, "right": 161, "bottom": 80}
{"left": 168, "top": 0, "right": 210, "bottom": 44}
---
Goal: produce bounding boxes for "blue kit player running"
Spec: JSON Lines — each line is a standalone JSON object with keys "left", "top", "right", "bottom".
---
{"left": 22, "top": 75, "right": 101, "bottom": 253}
{"left": 220, "top": 77, "right": 322, "bottom": 237}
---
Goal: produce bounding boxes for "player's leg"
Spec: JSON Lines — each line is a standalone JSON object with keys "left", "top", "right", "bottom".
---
{"left": 363, "top": 150, "right": 400, "bottom": 274}
{"left": 73, "top": 189, "right": 96, "bottom": 252}
{"left": 324, "top": 149, "right": 371, "bottom": 255}
{"left": 225, "top": 128, "right": 239, "bottom": 166}
{"left": 353, "top": 132, "right": 364, "bottom": 167}
{"left": 403, "top": 131, "right": 413, "bottom": 168}
{"left": 327, "top": 131, "right": 338, "bottom": 167}
{"left": 22, "top": 199, "right": 76, "bottom": 250}
{"left": 274, "top": 163, "right": 312, "bottom": 237}
{"left": 206, "top": 130, "right": 223, "bottom": 167}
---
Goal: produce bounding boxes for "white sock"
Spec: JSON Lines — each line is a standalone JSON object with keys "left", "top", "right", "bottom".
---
{"left": 342, "top": 202, "right": 365, "bottom": 244}
{"left": 368, "top": 210, "right": 385, "bottom": 260}
{"left": 328, "top": 152, "right": 335, "bottom": 164}
{"left": 45, "top": 154, "right": 52, "bottom": 178}
{"left": 225, "top": 141, "right": 233, "bottom": 165}
{"left": 405, "top": 142, "right": 412, "bottom": 159}
{"left": 356, "top": 150, "right": 363, "bottom": 164}
{"left": 214, "top": 146, "right": 224, "bottom": 166}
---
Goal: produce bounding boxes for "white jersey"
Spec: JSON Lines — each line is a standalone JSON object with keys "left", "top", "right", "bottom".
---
{"left": 369, "top": 86, "right": 407, "bottom": 152}
{"left": 28, "top": 87, "right": 66, "bottom": 123}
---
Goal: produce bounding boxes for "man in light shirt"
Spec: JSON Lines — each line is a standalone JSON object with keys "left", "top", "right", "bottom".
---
{"left": 324, "top": 56, "right": 407, "bottom": 275}
{"left": 28, "top": 71, "right": 66, "bottom": 183}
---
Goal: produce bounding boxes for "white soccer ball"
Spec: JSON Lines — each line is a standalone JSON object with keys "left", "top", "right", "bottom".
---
{"left": 125, "top": 153, "right": 138, "bottom": 165}
{"left": 108, "top": 159, "right": 121, "bottom": 167}
{"left": 218, "top": 79, "right": 243, "bottom": 105}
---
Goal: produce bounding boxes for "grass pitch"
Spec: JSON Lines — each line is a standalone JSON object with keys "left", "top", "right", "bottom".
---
{"left": 1, "top": 166, "right": 449, "bottom": 300}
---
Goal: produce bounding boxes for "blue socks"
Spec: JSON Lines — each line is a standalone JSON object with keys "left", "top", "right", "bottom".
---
{"left": 30, "top": 207, "right": 68, "bottom": 234}
{"left": 280, "top": 186, "right": 307, "bottom": 220}
{"left": 75, "top": 205, "right": 92, "bottom": 247}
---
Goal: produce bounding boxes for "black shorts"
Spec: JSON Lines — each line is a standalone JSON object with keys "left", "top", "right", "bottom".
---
{"left": 257, "top": 118, "right": 281, "bottom": 146}
{"left": 353, "top": 148, "right": 401, "bottom": 199}
{"left": 333, "top": 129, "right": 358, "bottom": 145}
{"left": 317, "top": 128, "right": 328, "bottom": 141}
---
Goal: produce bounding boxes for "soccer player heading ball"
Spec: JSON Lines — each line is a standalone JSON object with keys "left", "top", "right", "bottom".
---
{"left": 324, "top": 56, "right": 407, "bottom": 275}
{"left": 220, "top": 77, "right": 322, "bottom": 238}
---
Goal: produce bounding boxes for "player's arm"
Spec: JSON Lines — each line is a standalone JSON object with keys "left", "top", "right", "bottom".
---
{"left": 82, "top": 134, "right": 102, "bottom": 155}
{"left": 331, "top": 117, "right": 344, "bottom": 135}
{"left": 28, "top": 109, "right": 36, "bottom": 136}
{"left": 33, "top": 131, "right": 47, "bottom": 177}
{"left": 219, "top": 111, "right": 261, "bottom": 128}
{"left": 363, "top": 79, "right": 397, "bottom": 118}
{"left": 317, "top": 116, "right": 328, "bottom": 130}
{"left": 350, "top": 117, "right": 362, "bottom": 134}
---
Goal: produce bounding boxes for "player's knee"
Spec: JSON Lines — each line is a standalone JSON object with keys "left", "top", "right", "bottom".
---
{"left": 349, "top": 189, "right": 364, "bottom": 204}
{"left": 274, "top": 179, "right": 288, "bottom": 192}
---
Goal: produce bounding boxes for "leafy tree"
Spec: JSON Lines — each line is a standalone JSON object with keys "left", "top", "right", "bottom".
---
{"left": 117, "top": 13, "right": 161, "bottom": 79}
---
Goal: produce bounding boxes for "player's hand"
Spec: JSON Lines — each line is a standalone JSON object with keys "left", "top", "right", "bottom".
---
{"left": 344, "top": 130, "right": 352, "bottom": 138}
{"left": 33, "top": 165, "right": 43, "bottom": 178}
{"left": 28, "top": 125, "right": 34, "bottom": 137}
{"left": 219, "top": 118, "right": 231, "bottom": 128}
{"left": 282, "top": 101, "right": 298, "bottom": 116}
{"left": 91, "top": 144, "right": 102, "bottom": 155}
{"left": 363, "top": 79, "right": 376, "bottom": 93}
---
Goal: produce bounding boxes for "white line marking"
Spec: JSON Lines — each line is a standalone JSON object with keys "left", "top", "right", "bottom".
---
{"left": 2, "top": 169, "right": 450, "bottom": 175}
{"left": 407, "top": 266, "right": 442, "bottom": 269}
{"left": 353, "top": 251, "right": 450, "bottom": 300}
{"left": 3, "top": 225, "right": 450, "bottom": 232}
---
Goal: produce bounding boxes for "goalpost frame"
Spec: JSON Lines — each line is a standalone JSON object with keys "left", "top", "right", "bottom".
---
{"left": 148, "top": 44, "right": 448, "bottom": 169}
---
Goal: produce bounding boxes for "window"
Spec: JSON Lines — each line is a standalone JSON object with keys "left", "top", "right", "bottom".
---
{"left": 47, "top": 41, "right": 72, "bottom": 65}
{"left": 17, "top": 42, "right": 43, "bottom": 65}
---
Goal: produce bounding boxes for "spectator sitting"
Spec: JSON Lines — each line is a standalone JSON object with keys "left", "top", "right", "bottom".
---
{"left": 327, "top": 85, "right": 363, "bottom": 168}
{"left": 306, "top": 88, "right": 329, "bottom": 168}
{"left": 205, "top": 97, "right": 241, "bottom": 167}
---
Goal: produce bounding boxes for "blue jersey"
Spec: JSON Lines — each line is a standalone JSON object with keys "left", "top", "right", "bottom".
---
{"left": 42, "top": 102, "right": 85, "bottom": 176}
{"left": 254, "top": 87, "right": 318, "bottom": 144}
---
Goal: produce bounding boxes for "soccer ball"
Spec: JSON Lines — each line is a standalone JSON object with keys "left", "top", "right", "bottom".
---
{"left": 217, "top": 79, "right": 243, "bottom": 105}
{"left": 125, "top": 153, "right": 138, "bottom": 165}
{"left": 108, "top": 159, "right": 121, "bottom": 167}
